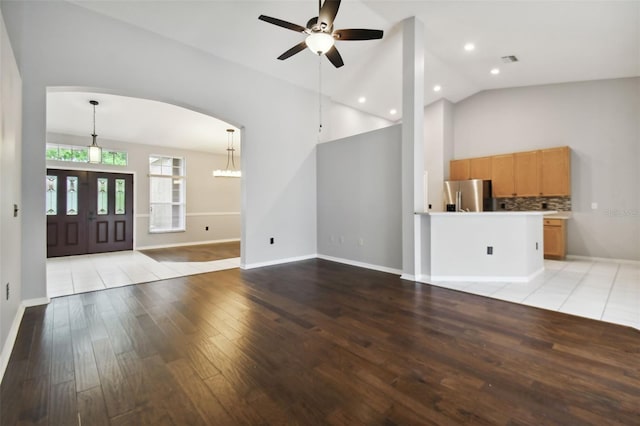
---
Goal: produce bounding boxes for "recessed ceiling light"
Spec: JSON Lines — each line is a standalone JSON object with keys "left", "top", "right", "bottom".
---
{"left": 389, "top": 109, "right": 397, "bottom": 115}
{"left": 433, "top": 85, "right": 442, "bottom": 92}
{"left": 464, "top": 43, "right": 475, "bottom": 51}
{"left": 358, "top": 96, "right": 366, "bottom": 103}
{"left": 490, "top": 68, "right": 500, "bottom": 75}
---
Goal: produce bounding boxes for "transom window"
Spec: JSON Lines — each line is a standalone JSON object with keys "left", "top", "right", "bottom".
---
{"left": 46, "top": 143, "right": 128, "bottom": 166}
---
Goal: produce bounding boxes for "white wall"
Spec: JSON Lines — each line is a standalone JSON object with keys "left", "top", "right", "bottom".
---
{"left": 453, "top": 78, "right": 640, "bottom": 260}
{"left": 1, "top": 0, "right": 320, "bottom": 300}
{"left": 46, "top": 132, "right": 241, "bottom": 249}
{"left": 0, "top": 7, "right": 23, "bottom": 380}
{"left": 320, "top": 101, "right": 394, "bottom": 143}
{"left": 317, "top": 125, "right": 402, "bottom": 272}
{"left": 423, "top": 99, "right": 454, "bottom": 212}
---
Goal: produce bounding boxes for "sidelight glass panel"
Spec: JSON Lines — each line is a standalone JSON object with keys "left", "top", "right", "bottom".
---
{"left": 66, "top": 176, "right": 78, "bottom": 215}
{"left": 115, "top": 178, "right": 125, "bottom": 214}
{"left": 97, "top": 178, "right": 108, "bottom": 215}
{"left": 46, "top": 176, "right": 57, "bottom": 215}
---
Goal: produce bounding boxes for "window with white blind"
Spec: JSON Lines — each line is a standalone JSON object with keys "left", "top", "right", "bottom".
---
{"left": 148, "top": 155, "right": 185, "bottom": 233}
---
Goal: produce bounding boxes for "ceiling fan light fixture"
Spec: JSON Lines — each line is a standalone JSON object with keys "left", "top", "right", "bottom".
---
{"left": 306, "top": 32, "right": 335, "bottom": 55}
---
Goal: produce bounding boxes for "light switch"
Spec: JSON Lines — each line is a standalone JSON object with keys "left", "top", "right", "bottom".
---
{"left": 591, "top": 202, "right": 598, "bottom": 210}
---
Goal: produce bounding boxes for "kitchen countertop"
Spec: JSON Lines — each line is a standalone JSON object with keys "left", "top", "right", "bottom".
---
{"left": 415, "top": 210, "right": 572, "bottom": 219}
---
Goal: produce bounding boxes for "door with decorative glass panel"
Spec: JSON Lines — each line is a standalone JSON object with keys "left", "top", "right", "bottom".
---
{"left": 46, "top": 169, "right": 134, "bottom": 257}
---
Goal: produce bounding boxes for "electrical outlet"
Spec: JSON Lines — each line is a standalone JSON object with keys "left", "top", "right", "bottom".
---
{"left": 358, "top": 238, "right": 364, "bottom": 246}
{"left": 270, "top": 237, "right": 274, "bottom": 245}
{"left": 536, "top": 242, "right": 539, "bottom": 250}
{"left": 5, "top": 283, "right": 9, "bottom": 300}
{"left": 205, "top": 226, "right": 209, "bottom": 231}
{"left": 542, "top": 203, "right": 548, "bottom": 210}
{"left": 487, "top": 246, "right": 493, "bottom": 255}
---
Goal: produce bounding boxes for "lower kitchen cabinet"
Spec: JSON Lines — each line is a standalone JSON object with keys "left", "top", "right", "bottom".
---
{"left": 543, "top": 218, "right": 566, "bottom": 260}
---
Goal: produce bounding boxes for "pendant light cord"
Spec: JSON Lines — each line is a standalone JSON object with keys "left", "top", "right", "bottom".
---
{"left": 318, "top": 55, "right": 323, "bottom": 133}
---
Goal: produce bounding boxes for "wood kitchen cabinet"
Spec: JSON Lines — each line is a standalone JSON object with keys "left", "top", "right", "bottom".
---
{"left": 540, "top": 146, "right": 571, "bottom": 196}
{"left": 449, "top": 159, "right": 470, "bottom": 180}
{"left": 490, "top": 154, "right": 515, "bottom": 197}
{"left": 543, "top": 218, "right": 566, "bottom": 260}
{"left": 470, "top": 156, "right": 492, "bottom": 180}
{"left": 449, "top": 146, "right": 570, "bottom": 198}
{"left": 514, "top": 150, "right": 540, "bottom": 197}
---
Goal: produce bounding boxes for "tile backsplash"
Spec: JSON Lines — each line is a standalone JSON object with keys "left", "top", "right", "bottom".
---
{"left": 495, "top": 196, "right": 571, "bottom": 212}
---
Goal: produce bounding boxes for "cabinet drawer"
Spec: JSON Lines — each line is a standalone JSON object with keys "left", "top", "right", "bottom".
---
{"left": 544, "top": 219, "right": 563, "bottom": 226}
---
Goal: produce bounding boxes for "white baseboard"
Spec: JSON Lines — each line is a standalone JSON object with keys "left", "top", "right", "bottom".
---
{"left": 400, "top": 274, "right": 416, "bottom": 281}
{"left": 317, "top": 255, "right": 402, "bottom": 276}
{"left": 23, "top": 297, "right": 50, "bottom": 307}
{"left": 429, "top": 267, "right": 544, "bottom": 283}
{"left": 565, "top": 255, "right": 640, "bottom": 265}
{"left": 241, "top": 254, "right": 317, "bottom": 270}
{"left": 135, "top": 238, "right": 240, "bottom": 251}
{"left": 0, "top": 297, "right": 49, "bottom": 384}
{"left": 0, "top": 303, "right": 25, "bottom": 385}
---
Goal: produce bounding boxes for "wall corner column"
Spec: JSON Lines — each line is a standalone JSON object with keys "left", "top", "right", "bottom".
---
{"left": 401, "top": 16, "right": 425, "bottom": 280}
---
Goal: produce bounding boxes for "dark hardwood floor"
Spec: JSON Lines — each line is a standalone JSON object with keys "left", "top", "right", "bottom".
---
{"left": 1, "top": 259, "right": 638, "bottom": 425}
{"left": 140, "top": 241, "right": 240, "bottom": 263}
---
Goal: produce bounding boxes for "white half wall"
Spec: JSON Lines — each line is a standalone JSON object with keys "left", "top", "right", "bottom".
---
{"left": 453, "top": 78, "right": 640, "bottom": 261}
{"left": 1, "top": 0, "right": 319, "bottom": 300}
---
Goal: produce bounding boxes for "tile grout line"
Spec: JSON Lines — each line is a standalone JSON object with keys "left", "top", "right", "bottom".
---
{"left": 557, "top": 261, "right": 596, "bottom": 311}
{"left": 599, "top": 263, "right": 621, "bottom": 321}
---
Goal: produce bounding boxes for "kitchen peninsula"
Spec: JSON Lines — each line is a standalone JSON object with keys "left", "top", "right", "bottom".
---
{"left": 417, "top": 211, "right": 554, "bottom": 282}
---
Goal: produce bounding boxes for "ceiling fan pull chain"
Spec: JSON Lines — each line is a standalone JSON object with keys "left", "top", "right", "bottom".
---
{"left": 318, "top": 55, "right": 323, "bottom": 134}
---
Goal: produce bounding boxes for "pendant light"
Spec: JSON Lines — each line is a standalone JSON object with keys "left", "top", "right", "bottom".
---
{"left": 87, "top": 100, "right": 102, "bottom": 164}
{"left": 213, "top": 129, "right": 241, "bottom": 178}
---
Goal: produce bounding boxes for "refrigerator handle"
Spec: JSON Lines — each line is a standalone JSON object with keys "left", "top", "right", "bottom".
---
{"left": 456, "top": 191, "right": 462, "bottom": 212}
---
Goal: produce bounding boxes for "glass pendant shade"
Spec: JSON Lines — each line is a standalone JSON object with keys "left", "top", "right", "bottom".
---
{"left": 88, "top": 134, "right": 102, "bottom": 164}
{"left": 306, "top": 32, "right": 334, "bottom": 55}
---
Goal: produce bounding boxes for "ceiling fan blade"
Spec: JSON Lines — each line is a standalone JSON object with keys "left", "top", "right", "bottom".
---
{"left": 259, "top": 15, "right": 307, "bottom": 33}
{"left": 333, "top": 28, "right": 383, "bottom": 41}
{"left": 325, "top": 45, "right": 344, "bottom": 68}
{"left": 277, "top": 41, "right": 308, "bottom": 60}
{"left": 318, "top": 0, "right": 341, "bottom": 30}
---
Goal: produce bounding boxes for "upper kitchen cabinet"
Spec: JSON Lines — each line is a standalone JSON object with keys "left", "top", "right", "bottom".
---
{"left": 491, "top": 154, "right": 515, "bottom": 197}
{"left": 450, "top": 159, "right": 470, "bottom": 180}
{"left": 514, "top": 150, "right": 540, "bottom": 197}
{"left": 540, "top": 147, "right": 571, "bottom": 196}
{"left": 470, "top": 157, "right": 492, "bottom": 180}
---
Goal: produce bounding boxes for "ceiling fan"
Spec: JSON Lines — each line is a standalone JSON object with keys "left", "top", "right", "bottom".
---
{"left": 258, "top": 0, "right": 383, "bottom": 68}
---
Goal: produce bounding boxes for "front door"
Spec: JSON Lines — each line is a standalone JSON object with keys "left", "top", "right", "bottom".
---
{"left": 46, "top": 169, "right": 134, "bottom": 257}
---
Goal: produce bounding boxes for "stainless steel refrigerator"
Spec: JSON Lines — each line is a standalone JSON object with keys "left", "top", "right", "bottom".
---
{"left": 443, "top": 179, "right": 494, "bottom": 212}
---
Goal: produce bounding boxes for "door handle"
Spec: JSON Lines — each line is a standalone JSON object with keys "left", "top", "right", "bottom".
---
{"left": 88, "top": 211, "right": 96, "bottom": 221}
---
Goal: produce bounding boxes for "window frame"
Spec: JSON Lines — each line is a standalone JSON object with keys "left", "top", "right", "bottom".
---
{"left": 148, "top": 155, "right": 186, "bottom": 234}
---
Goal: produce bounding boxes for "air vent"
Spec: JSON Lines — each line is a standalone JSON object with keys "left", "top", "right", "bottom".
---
{"left": 501, "top": 55, "right": 519, "bottom": 63}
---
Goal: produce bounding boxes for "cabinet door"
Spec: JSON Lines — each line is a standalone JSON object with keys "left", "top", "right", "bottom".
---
{"left": 450, "top": 159, "right": 470, "bottom": 180}
{"left": 541, "top": 147, "right": 570, "bottom": 196}
{"left": 470, "top": 157, "right": 492, "bottom": 180}
{"left": 490, "top": 154, "right": 515, "bottom": 197}
{"left": 514, "top": 151, "right": 539, "bottom": 197}
{"left": 543, "top": 219, "right": 566, "bottom": 260}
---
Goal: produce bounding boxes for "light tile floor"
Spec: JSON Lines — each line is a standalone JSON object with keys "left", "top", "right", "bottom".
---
{"left": 47, "top": 250, "right": 240, "bottom": 298}
{"left": 429, "top": 258, "right": 640, "bottom": 330}
{"left": 48, "top": 254, "right": 639, "bottom": 330}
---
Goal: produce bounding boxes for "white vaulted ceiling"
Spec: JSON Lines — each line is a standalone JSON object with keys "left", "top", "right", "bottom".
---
{"left": 66, "top": 0, "right": 639, "bottom": 121}
{"left": 47, "top": 91, "right": 241, "bottom": 155}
